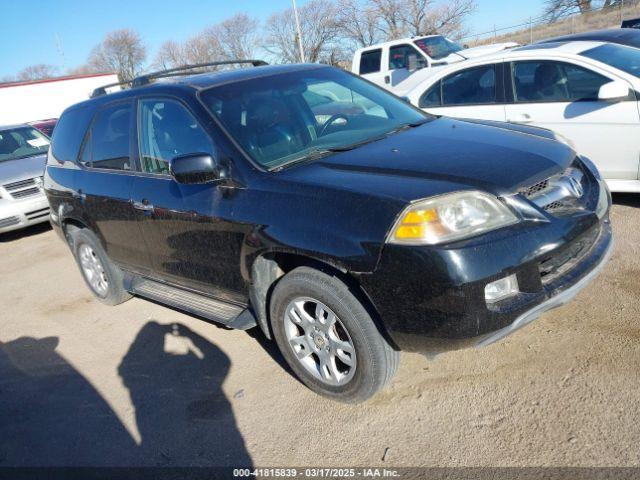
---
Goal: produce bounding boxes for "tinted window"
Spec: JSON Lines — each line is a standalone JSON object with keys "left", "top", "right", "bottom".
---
{"left": 419, "top": 82, "right": 442, "bottom": 108}
{"left": 360, "top": 49, "right": 382, "bottom": 75}
{"left": 581, "top": 43, "right": 640, "bottom": 79}
{"left": 201, "top": 67, "right": 426, "bottom": 169}
{"left": 512, "top": 61, "right": 610, "bottom": 102}
{"left": 414, "top": 36, "right": 463, "bottom": 60}
{"left": 50, "top": 106, "right": 93, "bottom": 163}
{"left": 138, "top": 99, "right": 214, "bottom": 175}
{"left": 84, "top": 103, "right": 132, "bottom": 170}
{"left": 389, "top": 44, "right": 422, "bottom": 70}
{"left": 441, "top": 65, "right": 497, "bottom": 106}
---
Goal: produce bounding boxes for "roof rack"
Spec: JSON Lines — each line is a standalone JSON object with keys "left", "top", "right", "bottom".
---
{"left": 90, "top": 59, "right": 268, "bottom": 98}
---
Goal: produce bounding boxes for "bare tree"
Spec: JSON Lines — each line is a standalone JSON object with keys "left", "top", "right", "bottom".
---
{"left": 154, "top": 40, "right": 187, "bottom": 69}
{"left": 88, "top": 29, "right": 147, "bottom": 81}
{"left": 206, "top": 13, "right": 260, "bottom": 60}
{"left": 16, "top": 64, "right": 59, "bottom": 81}
{"left": 370, "top": 0, "right": 407, "bottom": 38}
{"left": 543, "top": 0, "right": 594, "bottom": 21}
{"left": 336, "top": 0, "right": 381, "bottom": 48}
{"left": 265, "top": 0, "right": 340, "bottom": 63}
{"left": 417, "top": 0, "right": 476, "bottom": 38}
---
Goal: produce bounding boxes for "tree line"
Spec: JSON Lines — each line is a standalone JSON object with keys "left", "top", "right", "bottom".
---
{"left": 3, "top": 0, "right": 476, "bottom": 83}
{"left": 8, "top": 0, "right": 635, "bottom": 83}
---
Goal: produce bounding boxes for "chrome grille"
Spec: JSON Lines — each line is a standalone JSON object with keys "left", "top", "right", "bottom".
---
{"left": 3, "top": 177, "right": 43, "bottom": 199}
{"left": 520, "top": 165, "right": 586, "bottom": 215}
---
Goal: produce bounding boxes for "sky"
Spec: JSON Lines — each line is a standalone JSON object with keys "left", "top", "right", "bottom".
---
{"left": 0, "top": 0, "right": 544, "bottom": 78}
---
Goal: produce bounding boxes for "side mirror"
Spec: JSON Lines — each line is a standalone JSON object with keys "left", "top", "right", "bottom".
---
{"left": 598, "top": 81, "right": 631, "bottom": 101}
{"left": 169, "top": 153, "right": 228, "bottom": 185}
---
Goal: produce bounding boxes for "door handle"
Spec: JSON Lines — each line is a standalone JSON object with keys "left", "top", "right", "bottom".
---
{"left": 384, "top": 75, "right": 390, "bottom": 84}
{"left": 133, "top": 199, "right": 154, "bottom": 212}
{"left": 507, "top": 113, "right": 533, "bottom": 123}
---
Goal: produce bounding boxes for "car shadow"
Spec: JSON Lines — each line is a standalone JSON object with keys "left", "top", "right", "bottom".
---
{"left": 612, "top": 192, "right": 640, "bottom": 208}
{"left": 0, "top": 321, "right": 252, "bottom": 468}
{"left": 0, "top": 222, "right": 51, "bottom": 242}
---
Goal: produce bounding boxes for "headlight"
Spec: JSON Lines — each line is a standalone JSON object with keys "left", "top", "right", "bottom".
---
{"left": 388, "top": 191, "right": 519, "bottom": 245}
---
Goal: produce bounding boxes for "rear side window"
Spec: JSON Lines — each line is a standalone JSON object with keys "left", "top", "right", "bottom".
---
{"left": 50, "top": 106, "right": 94, "bottom": 163}
{"left": 81, "top": 103, "right": 132, "bottom": 170}
{"left": 441, "top": 65, "right": 497, "bottom": 106}
{"left": 360, "top": 49, "right": 382, "bottom": 75}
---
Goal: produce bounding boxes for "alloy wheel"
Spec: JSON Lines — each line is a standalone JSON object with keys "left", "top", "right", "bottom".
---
{"left": 284, "top": 297, "right": 357, "bottom": 386}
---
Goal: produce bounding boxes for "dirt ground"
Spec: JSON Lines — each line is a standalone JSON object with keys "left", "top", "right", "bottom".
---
{"left": 0, "top": 195, "right": 638, "bottom": 469}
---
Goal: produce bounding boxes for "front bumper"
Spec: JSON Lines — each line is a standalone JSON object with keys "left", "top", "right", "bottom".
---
{"left": 0, "top": 194, "right": 50, "bottom": 234}
{"left": 360, "top": 212, "right": 613, "bottom": 354}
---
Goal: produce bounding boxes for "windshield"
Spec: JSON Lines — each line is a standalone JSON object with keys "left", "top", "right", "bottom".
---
{"left": 414, "top": 36, "right": 463, "bottom": 60}
{"left": 0, "top": 127, "right": 50, "bottom": 163}
{"left": 200, "top": 67, "right": 427, "bottom": 170}
{"left": 580, "top": 43, "right": 640, "bottom": 79}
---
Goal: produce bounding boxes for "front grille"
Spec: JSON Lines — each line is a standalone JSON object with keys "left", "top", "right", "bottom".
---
{"left": 539, "top": 226, "right": 600, "bottom": 285}
{"left": 519, "top": 163, "right": 587, "bottom": 215}
{"left": 520, "top": 179, "right": 549, "bottom": 199}
{"left": 3, "top": 177, "right": 43, "bottom": 199}
{"left": 25, "top": 207, "right": 50, "bottom": 221}
{"left": 0, "top": 216, "right": 20, "bottom": 228}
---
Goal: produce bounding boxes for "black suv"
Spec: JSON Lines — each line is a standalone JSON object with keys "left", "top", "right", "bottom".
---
{"left": 45, "top": 61, "right": 613, "bottom": 403}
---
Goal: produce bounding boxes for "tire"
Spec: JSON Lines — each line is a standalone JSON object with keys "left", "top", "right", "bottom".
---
{"left": 69, "top": 227, "right": 132, "bottom": 306}
{"left": 270, "top": 266, "right": 399, "bottom": 403}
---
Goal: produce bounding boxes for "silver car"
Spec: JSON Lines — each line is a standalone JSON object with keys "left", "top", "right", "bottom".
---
{"left": 0, "top": 124, "right": 50, "bottom": 234}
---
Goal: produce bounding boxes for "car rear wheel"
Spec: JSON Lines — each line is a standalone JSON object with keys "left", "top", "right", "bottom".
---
{"left": 270, "top": 266, "right": 399, "bottom": 403}
{"left": 69, "top": 228, "right": 131, "bottom": 306}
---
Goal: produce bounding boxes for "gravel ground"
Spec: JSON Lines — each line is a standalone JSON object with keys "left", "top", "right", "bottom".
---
{"left": 0, "top": 195, "right": 638, "bottom": 469}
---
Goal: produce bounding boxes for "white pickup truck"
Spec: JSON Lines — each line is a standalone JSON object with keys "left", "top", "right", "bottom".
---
{"left": 352, "top": 35, "right": 517, "bottom": 92}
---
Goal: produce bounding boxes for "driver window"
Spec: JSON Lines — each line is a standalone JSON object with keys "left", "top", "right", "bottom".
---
{"left": 512, "top": 61, "right": 610, "bottom": 103}
{"left": 138, "top": 99, "right": 214, "bottom": 175}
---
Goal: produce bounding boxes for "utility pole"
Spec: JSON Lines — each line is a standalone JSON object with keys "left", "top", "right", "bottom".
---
{"left": 292, "top": 0, "right": 306, "bottom": 63}
{"left": 55, "top": 33, "right": 67, "bottom": 72}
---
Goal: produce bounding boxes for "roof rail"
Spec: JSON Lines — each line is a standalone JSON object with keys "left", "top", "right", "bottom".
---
{"left": 90, "top": 59, "right": 268, "bottom": 98}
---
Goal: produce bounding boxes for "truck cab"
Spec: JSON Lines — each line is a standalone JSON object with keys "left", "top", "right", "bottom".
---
{"left": 352, "top": 35, "right": 517, "bottom": 92}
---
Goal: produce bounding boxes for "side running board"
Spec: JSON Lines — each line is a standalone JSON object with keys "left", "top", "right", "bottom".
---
{"left": 129, "top": 277, "right": 257, "bottom": 330}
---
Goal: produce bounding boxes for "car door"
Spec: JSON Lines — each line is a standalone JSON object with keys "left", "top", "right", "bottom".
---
{"left": 505, "top": 59, "right": 640, "bottom": 180}
{"left": 131, "top": 97, "right": 248, "bottom": 304}
{"left": 75, "top": 100, "right": 151, "bottom": 273}
{"left": 417, "top": 63, "right": 507, "bottom": 122}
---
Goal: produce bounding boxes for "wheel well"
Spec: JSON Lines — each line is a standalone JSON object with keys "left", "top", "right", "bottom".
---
{"left": 250, "top": 252, "right": 393, "bottom": 347}
{"left": 61, "top": 218, "right": 87, "bottom": 248}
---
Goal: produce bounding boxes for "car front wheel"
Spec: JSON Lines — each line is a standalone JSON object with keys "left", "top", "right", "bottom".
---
{"left": 270, "top": 266, "right": 399, "bottom": 403}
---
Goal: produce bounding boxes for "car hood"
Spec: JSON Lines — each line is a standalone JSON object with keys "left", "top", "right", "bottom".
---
{"left": 0, "top": 154, "right": 47, "bottom": 185}
{"left": 285, "top": 117, "right": 575, "bottom": 204}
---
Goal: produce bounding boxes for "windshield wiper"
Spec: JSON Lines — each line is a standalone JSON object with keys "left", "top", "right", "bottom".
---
{"left": 9, "top": 152, "right": 46, "bottom": 160}
{"left": 272, "top": 120, "right": 429, "bottom": 171}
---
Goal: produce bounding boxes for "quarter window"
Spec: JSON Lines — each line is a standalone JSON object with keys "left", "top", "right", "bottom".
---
{"left": 440, "top": 65, "right": 497, "bottom": 106}
{"left": 360, "top": 49, "right": 382, "bottom": 75}
{"left": 388, "top": 44, "right": 422, "bottom": 70}
{"left": 512, "top": 61, "right": 610, "bottom": 103}
{"left": 419, "top": 83, "right": 442, "bottom": 108}
{"left": 138, "top": 99, "right": 214, "bottom": 175}
{"left": 83, "top": 103, "right": 132, "bottom": 170}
